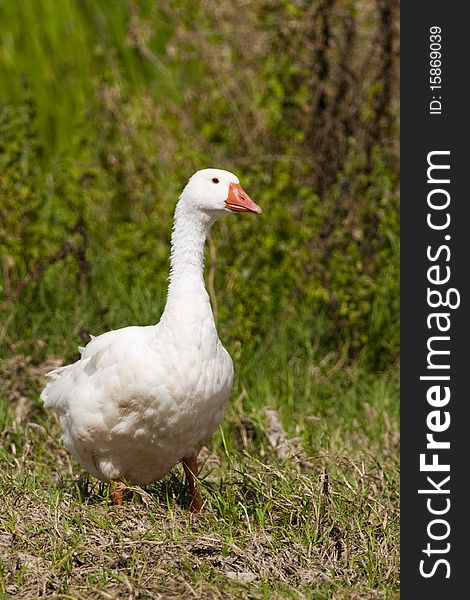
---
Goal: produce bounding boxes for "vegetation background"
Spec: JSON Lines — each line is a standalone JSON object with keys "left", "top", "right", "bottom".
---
{"left": 0, "top": 1, "right": 399, "bottom": 598}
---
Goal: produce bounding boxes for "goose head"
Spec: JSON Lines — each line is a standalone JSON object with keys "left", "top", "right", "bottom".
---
{"left": 181, "top": 168, "right": 262, "bottom": 218}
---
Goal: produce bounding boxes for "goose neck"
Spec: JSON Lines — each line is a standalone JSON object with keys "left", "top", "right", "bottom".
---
{"left": 163, "top": 199, "right": 215, "bottom": 312}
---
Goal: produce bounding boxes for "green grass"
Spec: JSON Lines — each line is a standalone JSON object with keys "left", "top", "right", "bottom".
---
{"left": 0, "top": 1, "right": 399, "bottom": 596}
{"left": 0, "top": 0, "right": 176, "bottom": 156}
{"left": 0, "top": 332, "right": 399, "bottom": 599}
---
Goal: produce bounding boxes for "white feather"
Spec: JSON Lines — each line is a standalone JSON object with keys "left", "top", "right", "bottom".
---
{"left": 40, "top": 169, "right": 256, "bottom": 484}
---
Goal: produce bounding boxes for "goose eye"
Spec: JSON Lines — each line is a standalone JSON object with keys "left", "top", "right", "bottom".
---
{"left": 212, "top": 177, "right": 219, "bottom": 184}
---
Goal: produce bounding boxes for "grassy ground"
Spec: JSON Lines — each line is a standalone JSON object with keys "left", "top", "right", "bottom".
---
{"left": 0, "top": 345, "right": 399, "bottom": 599}
{"left": 1, "top": 2, "right": 399, "bottom": 596}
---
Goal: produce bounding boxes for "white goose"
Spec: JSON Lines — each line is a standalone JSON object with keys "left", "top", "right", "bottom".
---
{"left": 41, "top": 169, "right": 261, "bottom": 511}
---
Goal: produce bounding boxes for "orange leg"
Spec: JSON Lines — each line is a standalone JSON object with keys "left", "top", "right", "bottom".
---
{"left": 110, "top": 479, "right": 126, "bottom": 505}
{"left": 183, "top": 455, "right": 203, "bottom": 513}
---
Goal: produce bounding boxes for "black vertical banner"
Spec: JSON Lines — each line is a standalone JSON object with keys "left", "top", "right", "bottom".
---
{"left": 401, "top": 3, "right": 468, "bottom": 597}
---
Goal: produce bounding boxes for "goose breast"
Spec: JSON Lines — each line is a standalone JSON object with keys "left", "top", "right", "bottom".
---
{"left": 44, "top": 324, "right": 233, "bottom": 484}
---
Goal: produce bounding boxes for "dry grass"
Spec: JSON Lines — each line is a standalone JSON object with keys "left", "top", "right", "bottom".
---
{"left": 0, "top": 356, "right": 399, "bottom": 599}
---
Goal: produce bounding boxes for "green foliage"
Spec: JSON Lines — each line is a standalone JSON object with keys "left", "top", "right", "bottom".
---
{"left": 0, "top": 3, "right": 399, "bottom": 596}
{"left": 0, "top": 1, "right": 399, "bottom": 401}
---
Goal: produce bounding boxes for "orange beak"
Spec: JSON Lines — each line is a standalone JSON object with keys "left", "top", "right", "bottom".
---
{"left": 225, "top": 183, "right": 262, "bottom": 214}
